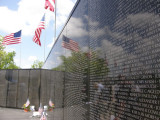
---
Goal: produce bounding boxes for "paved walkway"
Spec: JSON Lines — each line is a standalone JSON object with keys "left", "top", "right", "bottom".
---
{"left": 0, "top": 107, "right": 82, "bottom": 120}
{"left": 0, "top": 107, "right": 55, "bottom": 120}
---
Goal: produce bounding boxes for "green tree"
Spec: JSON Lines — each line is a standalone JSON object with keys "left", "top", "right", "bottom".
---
{"left": 0, "top": 35, "right": 19, "bottom": 69}
{"left": 52, "top": 51, "right": 109, "bottom": 76}
{"left": 31, "top": 60, "right": 44, "bottom": 69}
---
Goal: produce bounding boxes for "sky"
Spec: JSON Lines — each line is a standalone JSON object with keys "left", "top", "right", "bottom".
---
{"left": 0, "top": 0, "right": 77, "bottom": 68}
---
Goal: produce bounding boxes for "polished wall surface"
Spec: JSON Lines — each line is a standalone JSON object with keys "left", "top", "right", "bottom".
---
{"left": 44, "top": 0, "right": 160, "bottom": 119}
{"left": 0, "top": 69, "right": 64, "bottom": 112}
{"left": 88, "top": 0, "right": 160, "bottom": 119}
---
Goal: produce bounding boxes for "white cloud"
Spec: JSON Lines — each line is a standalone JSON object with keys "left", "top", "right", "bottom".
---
{"left": 81, "top": 46, "right": 89, "bottom": 52}
{"left": 21, "top": 64, "right": 31, "bottom": 68}
{"left": 14, "top": 58, "right": 20, "bottom": 67}
{"left": 57, "top": 0, "right": 75, "bottom": 16}
{"left": 0, "top": 0, "right": 54, "bottom": 36}
{"left": 57, "top": 56, "right": 61, "bottom": 61}
{"left": 18, "top": 58, "right": 35, "bottom": 68}
{"left": 47, "top": 37, "right": 55, "bottom": 48}
{"left": 48, "top": 16, "right": 88, "bottom": 48}
{"left": 43, "top": 60, "right": 55, "bottom": 69}
{"left": 4, "top": 47, "right": 16, "bottom": 53}
{"left": 47, "top": 36, "right": 58, "bottom": 48}
{"left": 17, "top": 0, "right": 47, "bottom": 36}
{"left": 47, "top": 42, "right": 54, "bottom": 48}
{"left": 14, "top": 58, "right": 20, "bottom": 63}
{"left": 65, "top": 49, "right": 72, "bottom": 57}
{"left": 28, "top": 56, "right": 37, "bottom": 61}
{"left": 67, "top": 17, "right": 88, "bottom": 38}
{"left": 56, "top": 15, "right": 68, "bottom": 27}
{"left": 0, "top": 7, "right": 20, "bottom": 33}
{"left": 54, "top": 51, "right": 60, "bottom": 55}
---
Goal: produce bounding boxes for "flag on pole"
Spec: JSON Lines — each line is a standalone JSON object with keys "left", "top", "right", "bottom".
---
{"left": 38, "top": 103, "right": 43, "bottom": 115}
{"left": 48, "top": 99, "right": 54, "bottom": 111}
{"left": 49, "top": 99, "right": 54, "bottom": 107}
{"left": 2, "top": 30, "right": 21, "bottom": 45}
{"left": 25, "top": 98, "right": 30, "bottom": 107}
{"left": 45, "top": 0, "right": 55, "bottom": 12}
{"left": 62, "top": 35, "right": 79, "bottom": 52}
{"left": 33, "top": 15, "right": 45, "bottom": 46}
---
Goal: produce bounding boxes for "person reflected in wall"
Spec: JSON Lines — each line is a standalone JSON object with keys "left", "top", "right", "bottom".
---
{"left": 95, "top": 82, "right": 104, "bottom": 93}
{"left": 111, "top": 79, "right": 120, "bottom": 120}
{"left": 5, "top": 69, "right": 17, "bottom": 83}
{"left": 111, "top": 74, "right": 129, "bottom": 120}
{"left": 113, "top": 74, "right": 141, "bottom": 120}
{"left": 93, "top": 82, "right": 104, "bottom": 120}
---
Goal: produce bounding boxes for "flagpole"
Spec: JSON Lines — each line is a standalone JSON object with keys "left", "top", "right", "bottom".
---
{"left": 20, "top": 42, "right": 21, "bottom": 68}
{"left": 44, "top": 12, "right": 46, "bottom": 62}
{"left": 55, "top": 0, "right": 56, "bottom": 41}
{"left": 44, "top": 32, "right": 46, "bottom": 62}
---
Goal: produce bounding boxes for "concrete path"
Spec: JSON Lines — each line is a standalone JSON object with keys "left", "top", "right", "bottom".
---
{"left": 0, "top": 107, "right": 55, "bottom": 120}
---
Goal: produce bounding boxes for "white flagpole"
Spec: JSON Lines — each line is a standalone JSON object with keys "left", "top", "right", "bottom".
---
{"left": 44, "top": 13, "right": 46, "bottom": 62}
{"left": 55, "top": 0, "right": 56, "bottom": 41}
{"left": 44, "top": 33, "right": 46, "bottom": 62}
{"left": 20, "top": 43, "right": 21, "bottom": 68}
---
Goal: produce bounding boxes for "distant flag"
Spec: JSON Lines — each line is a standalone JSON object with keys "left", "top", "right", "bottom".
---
{"left": 49, "top": 99, "right": 54, "bottom": 107}
{"left": 38, "top": 103, "right": 43, "bottom": 115}
{"left": 2, "top": 30, "right": 21, "bottom": 45}
{"left": 33, "top": 15, "right": 45, "bottom": 46}
{"left": 48, "top": 99, "right": 54, "bottom": 111}
{"left": 62, "top": 35, "right": 79, "bottom": 52}
{"left": 45, "top": 0, "right": 55, "bottom": 12}
{"left": 25, "top": 98, "right": 30, "bottom": 107}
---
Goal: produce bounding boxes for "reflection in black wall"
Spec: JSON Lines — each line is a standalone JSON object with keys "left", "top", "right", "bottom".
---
{"left": 44, "top": 0, "right": 160, "bottom": 119}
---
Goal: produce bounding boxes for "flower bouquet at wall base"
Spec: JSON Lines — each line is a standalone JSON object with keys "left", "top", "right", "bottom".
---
{"left": 22, "top": 98, "right": 30, "bottom": 112}
{"left": 48, "top": 100, "right": 55, "bottom": 111}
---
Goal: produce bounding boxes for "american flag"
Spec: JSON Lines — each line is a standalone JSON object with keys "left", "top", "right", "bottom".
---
{"left": 38, "top": 107, "right": 43, "bottom": 115}
{"left": 49, "top": 99, "right": 53, "bottom": 107}
{"left": 45, "top": 0, "right": 55, "bottom": 12}
{"left": 2, "top": 30, "right": 21, "bottom": 45}
{"left": 33, "top": 15, "right": 45, "bottom": 46}
{"left": 62, "top": 35, "right": 79, "bottom": 52}
{"left": 25, "top": 98, "right": 30, "bottom": 107}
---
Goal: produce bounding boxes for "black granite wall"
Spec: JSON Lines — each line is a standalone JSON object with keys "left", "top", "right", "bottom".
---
{"left": 0, "top": 69, "right": 64, "bottom": 111}
{"left": 43, "top": 0, "right": 160, "bottom": 119}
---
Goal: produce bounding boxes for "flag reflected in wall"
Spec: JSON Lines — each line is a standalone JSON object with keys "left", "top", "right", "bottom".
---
{"left": 62, "top": 35, "right": 79, "bottom": 52}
